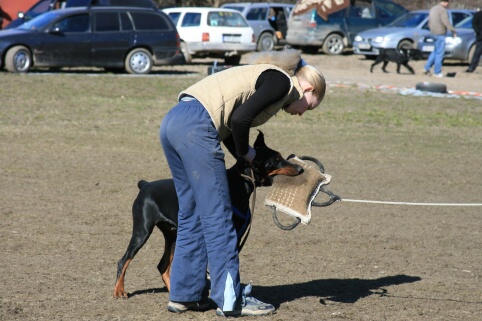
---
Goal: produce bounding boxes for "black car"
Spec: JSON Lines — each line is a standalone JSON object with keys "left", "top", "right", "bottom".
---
{"left": 5, "top": 0, "right": 158, "bottom": 29}
{"left": 0, "top": 6, "right": 183, "bottom": 74}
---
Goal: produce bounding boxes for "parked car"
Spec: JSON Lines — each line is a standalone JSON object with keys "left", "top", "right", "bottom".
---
{"left": 419, "top": 15, "right": 478, "bottom": 63}
{"left": 162, "top": 7, "right": 256, "bottom": 65}
{"left": 286, "top": 0, "right": 408, "bottom": 55}
{"left": 0, "top": 6, "right": 183, "bottom": 74}
{"left": 353, "top": 9, "right": 473, "bottom": 58}
{"left": 4, "top": 0, "right": 157, "bottom": 29}
{"left": 221, "top": 2, "right": 294, "bottom": 51}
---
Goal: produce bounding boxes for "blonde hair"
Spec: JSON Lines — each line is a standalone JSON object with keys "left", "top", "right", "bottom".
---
{"left": 248, "top": 48, "right": 326, "bottom": 102}
{"left": 296, "top": 64, "right": 326, "bottom": 102}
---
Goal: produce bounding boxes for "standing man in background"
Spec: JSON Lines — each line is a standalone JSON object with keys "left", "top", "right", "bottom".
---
{"left": 423, "top": 0, "right": 457, "bottom": 78}
{"left": 466, "top": 9, "right": 482, "bottom": 73}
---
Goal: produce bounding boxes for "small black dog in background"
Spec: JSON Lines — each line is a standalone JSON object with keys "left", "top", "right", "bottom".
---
{"left": 370, "top": 48, "right": 423, "bottom": 74}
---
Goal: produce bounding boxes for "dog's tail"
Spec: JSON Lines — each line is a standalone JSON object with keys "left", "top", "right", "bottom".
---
{"left": 137, "top": 180, "right": 149, "bottom": 190}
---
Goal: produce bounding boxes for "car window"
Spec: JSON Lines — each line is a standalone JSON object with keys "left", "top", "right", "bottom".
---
{"left": 454, "top": 16, "right": 472, "bottom": 28}
{"left": 166, "top": 12, "right": 181, "bottom": 25}
{"left": 53, "top": 13, "right": 89, "bottom": 32}
{"left": 20, "top": 10, "right": 62, "bottom": 30}
{"left": 208, "top": 12, "right": 222, "bottom": 26}
{"left": 131, "top": 12, "right": 170, "bottom": 30}
{"left": 120, "top": 12, "right": 133, "bottom": 30}
{"left": 376, "top": 0, "right": 408, "bottom": 19}
{"left": 95, "top": 12, "right": 120, "bottom": 32}
{"left": 313, "top": 8, "right": 344, "bottom": 24}
{"left": 66, "top": 0, "right": 92, "bottom": 7}
{"left": 208, "top": 11, "right": 248, "bottom": 27}
{"left": 246, "top": 8, "right": 267, "bottom": 21}
{"left": 180, "top": 12, "right": 201, "bottom": 27}
{"left": 349, "top": 1, "right": 373, "bottom": 19}
{"left": 388, "top": 12, "right": 428, "bottom": 27}
{"left": 451, "top": 12, "right": 471, "bottom": 26}
{"left": 220, "top": 11, "right": 249, "bottom": 27}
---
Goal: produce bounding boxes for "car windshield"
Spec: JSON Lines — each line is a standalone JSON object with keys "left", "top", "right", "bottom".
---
{"left": 454, "top": 16, "right": 472, "bottom": 28}
{"left": 208, "top": 11, "right": 249, "bottom": 27}
{"left": 388, "top": 12, "right": 428, "bottom": 27}
{"left": 19, "top": 11, "right": 64, "bottom": 30}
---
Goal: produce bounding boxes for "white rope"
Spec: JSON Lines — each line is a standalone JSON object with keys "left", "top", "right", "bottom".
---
{"left": 340, "top": 199, "right": 482, "bottom": 207}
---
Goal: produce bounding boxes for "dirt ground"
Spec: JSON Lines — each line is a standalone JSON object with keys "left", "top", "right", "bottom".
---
{"left": 1, "top": 52, "right": 481, "bottom": 321}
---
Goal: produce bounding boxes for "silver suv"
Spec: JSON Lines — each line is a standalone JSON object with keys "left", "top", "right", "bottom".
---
{"left": 222, "top": 2, "right": 294, "bottom": 51}
{"left": 286, "top": 0, "right": 407, "bottom": 55}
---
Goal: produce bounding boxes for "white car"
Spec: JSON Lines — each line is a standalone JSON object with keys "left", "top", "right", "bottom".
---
{"left": 162, "top": 7, "right": 256, "bottom": 65}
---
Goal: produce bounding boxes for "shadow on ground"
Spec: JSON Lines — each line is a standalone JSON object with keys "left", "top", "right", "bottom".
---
{"left": 128, "top": 274, "right": 421, "bottom": 306}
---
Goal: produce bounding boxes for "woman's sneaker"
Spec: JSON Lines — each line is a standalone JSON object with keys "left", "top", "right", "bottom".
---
{"left": 167, "top": 298, "right": 213, "bottom": 313}
{"left": 215, "top": 283, "right": 275, "bottom": 317}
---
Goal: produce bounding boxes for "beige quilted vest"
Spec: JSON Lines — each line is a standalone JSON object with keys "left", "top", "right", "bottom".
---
{"left": 179, "top": 64, "right": 303, "bottom": 141}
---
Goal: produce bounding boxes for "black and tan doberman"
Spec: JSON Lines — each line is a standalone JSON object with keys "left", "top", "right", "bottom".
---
{"left": 113, "top": 131, "right": 302, "bottom": 298}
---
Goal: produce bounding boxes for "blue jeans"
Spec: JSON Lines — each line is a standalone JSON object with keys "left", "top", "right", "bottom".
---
{"left": 160, "top": 100, "right": 240, "bottom": 311}
{"left": 424, "top": 34, "right": 446, "bottom": 74}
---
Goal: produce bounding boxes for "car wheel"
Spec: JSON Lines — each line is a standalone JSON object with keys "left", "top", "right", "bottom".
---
{"left": 415, "top": 82, "right": 447, "bottom": 94}
{"left": 224, "top": 55, "right": 241, "bottom": 65}
{"left": 257, "top": 33, "right": 275, "bottom": 52}
{"left": 5, "top": 46, "right": 32, "bottom": 73}
{"left": 301, "top": 46, "right": 319, "bottom": 54}
{"left": 322, "top": 34, "right": 344, "bottom": 55}
{"left": 125, "top": 48, "right": 153, "bottom": 74}
{"left": 181, "top": 42, "right": 192, "bottom": 64}
{"left": 397, "top": 39, "right": 413, "bottom": 50}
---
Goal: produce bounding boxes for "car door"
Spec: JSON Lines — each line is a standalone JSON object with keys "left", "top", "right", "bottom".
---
{"left": 91, "top": 10, "right": 133, "bottom": 67}
{"left": 35, "top": 13, "right": 92, "bottom": 66}
{"left": 274, "top": 5, "right": 290, "bottom": 38}
{"left": 245, "top": 4, "right": 268, "bottom": 37}
{"left": 344, "top": 0, "right": 378, "bottom": 44}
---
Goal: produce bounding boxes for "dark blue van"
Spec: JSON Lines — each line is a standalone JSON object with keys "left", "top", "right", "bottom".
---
{"left": 5, "top": 0, "right": 156, "bottom": 29}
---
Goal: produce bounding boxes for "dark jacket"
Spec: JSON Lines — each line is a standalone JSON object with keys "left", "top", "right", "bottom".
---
{"left": 473, "top": 11, "right": 482, "bottom": 41}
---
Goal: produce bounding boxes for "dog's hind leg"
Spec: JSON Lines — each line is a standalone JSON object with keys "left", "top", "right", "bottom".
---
{"left": 157, "top": 225, "right": 176, "bottom": 292}
{"left": 403, "top": 62, "right": 415, "bottom": 74}
{"left": 114, "top": 257, "right": 132, "bottom": 299}
{"left": 113, "top": 201, "right": 156, "bottom": 298}
{"left": 114, "top": 226, "right": 154, "bottom": 298}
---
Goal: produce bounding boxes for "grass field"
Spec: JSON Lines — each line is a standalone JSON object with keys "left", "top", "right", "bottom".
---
{"left": 1, "top": 72, "right": 481, "bottom": 320}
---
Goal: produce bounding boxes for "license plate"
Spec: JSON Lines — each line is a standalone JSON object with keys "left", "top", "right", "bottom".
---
{"left": 223, "top": 35, "right": 241, "bottom": 43}
{"left": 422, "top": 45, "right": 434, "bottom": 52}
{"left": 357, "top": 43, "right": 371, "bottom": 50}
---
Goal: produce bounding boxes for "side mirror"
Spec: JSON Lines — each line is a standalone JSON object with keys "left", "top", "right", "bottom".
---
{"left": 49, "top": 27, "right": 62, "bottom": 34}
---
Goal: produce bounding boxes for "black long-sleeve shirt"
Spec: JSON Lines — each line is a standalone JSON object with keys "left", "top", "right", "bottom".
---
{"left": 222, "top": 69, "right": 291, "bottom": 158}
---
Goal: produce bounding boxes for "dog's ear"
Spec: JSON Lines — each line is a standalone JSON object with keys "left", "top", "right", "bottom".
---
{"left": 254, "top": 130, "right": 265, "bottom": 148}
